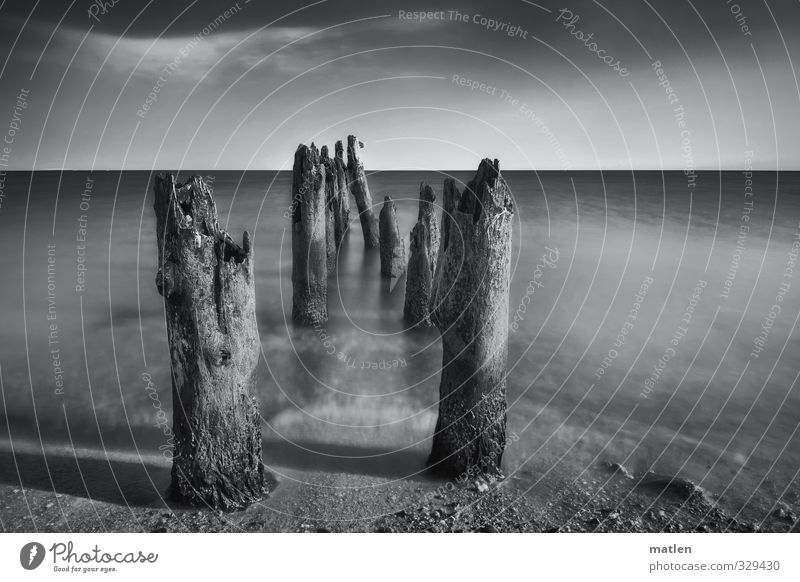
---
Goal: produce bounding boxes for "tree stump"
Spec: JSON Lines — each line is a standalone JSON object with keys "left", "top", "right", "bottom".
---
{"left": 333, "top": 140, "right": 351, "bottom": 246}
{"left": 292, "top": 143, "right": 328, "bottom": 325}
{"left": 404, "top": 182, "right": 440, "bottom": 327}
{"left": 379, "top": 195, "right": 405, "bottom": 279}
{"left": 428, "top": 159, "right": 514, "bottom": 478}
{"left": 346, "top": 135, "right": 379, "bottom": 248}
{"left": 153, "top": 174, "right": 266, "bottom": 510}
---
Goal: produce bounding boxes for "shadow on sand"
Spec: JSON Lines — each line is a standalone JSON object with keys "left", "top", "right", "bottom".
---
{"left": 0, "top": 439, "right": 432, "bottom": 508}
{"left": 0, "top": 449, "right": 171, "bottom": 508}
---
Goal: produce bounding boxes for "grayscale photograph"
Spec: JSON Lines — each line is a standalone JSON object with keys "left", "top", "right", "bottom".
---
{"left": 0, "top": 0, "right": 798, "bottom": 560}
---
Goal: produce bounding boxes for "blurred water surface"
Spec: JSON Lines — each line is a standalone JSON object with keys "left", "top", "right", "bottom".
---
{"left": 1, "top": 169, "right": 798, "bottom": 514}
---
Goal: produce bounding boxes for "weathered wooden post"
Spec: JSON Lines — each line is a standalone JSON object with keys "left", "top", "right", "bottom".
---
{"left": 320, "top": 145, "right": 338, "bottom": 272}
{"left": 292, "top": 143, "right": 328, "bottom": 325}
{"left": 346, "top": 135, "right": 379, "bottom": 248}
{"left": 333, "top": 141, "right": 351, "bottom": 246}
{"left": 431, "top": 178, "right": 461, "bottom": 305}
{"left": 153, "top": 174, "right": 266, "bottom": 510}
{"left": 404, "top": 182, "right": 440, "bottom": 327}
{"left": 428, "top": 159, "right": 514, "bottom": 478}
{"left": 379, "top": 195, "right": 405, "bottom": 279}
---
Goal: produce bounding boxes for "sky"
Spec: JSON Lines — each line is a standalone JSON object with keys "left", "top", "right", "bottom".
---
{"left": 0, "top": 0, "right": 798, "bottom": 170}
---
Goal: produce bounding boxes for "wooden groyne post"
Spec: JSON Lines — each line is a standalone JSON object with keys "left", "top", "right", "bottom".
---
{"left": 333, "top": 141, "right": 351, "bottom": 247}
{"left": 404, "top": 182, "right": 440, "bottom": 327}
{"left": 291, "top": 143, "right": 328, "bottom": 325}
{"left": 379, "top": 195, "right": 406, "bottom": 279}
{"left": 153, "top": 174, "right": 266, "bottom": 510}
{"left": 428, "top": 159, "right": 514, "bottom": 477}
{"left": 321, "top": 145, "right": 338, "bottom": 273}
{"left": 346, "top": 135, "right": 380, "bottom": 248}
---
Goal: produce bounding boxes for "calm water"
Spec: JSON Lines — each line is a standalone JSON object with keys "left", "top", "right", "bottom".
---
{"left": 1, "top": 169, "right": 799, "bottom": 515}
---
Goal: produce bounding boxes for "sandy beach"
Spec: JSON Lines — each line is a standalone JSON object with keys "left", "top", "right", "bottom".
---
{"left": 2, "top": 451, "right": 796, "bottom": 533}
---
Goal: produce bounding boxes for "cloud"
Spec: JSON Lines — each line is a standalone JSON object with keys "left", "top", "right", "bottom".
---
{"left": 67, "top": 24, "right": 324, "bottom": 80}
{"left": 36, "top": 12, "right": 425, "bottom": 90}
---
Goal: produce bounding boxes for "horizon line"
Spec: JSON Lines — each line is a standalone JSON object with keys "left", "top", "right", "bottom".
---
{"left": 4, "top": 167, "right": 797, "bottom": 173}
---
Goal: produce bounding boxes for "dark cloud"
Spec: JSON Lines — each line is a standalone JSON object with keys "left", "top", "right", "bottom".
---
{"left": 0, "top": 0, "right": 797, "bottom": 169}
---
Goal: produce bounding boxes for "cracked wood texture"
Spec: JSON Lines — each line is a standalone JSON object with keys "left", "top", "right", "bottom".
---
{"left": 321, "top": 145, "right": 338, "bottom": 273}
{"left": 292, "top": 144, "right": 328, "bottom": 325}
{"left": 379, "top": 195, "right": 406, "bottom": 279}
{"left": 346, "top": 135, "right": 379, "bottom": 248}
{"left": 431, "top": 178, "right": 462, "bottom": 306}
{"left": 404, "top": 182, "right": 441, "bottom": 327}
{"left": 428, "top": 159, "right": 514, "bottom": 478}
{"left": 333, "top": 141, "right": 351, "bottom": 247}
{"left": 153, "top": 174, "right": 266, "bottom": 510}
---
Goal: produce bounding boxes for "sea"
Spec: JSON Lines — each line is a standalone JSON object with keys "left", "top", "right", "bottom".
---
{"left": 0, "top": 169, "right": 798, "bottom": 519}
